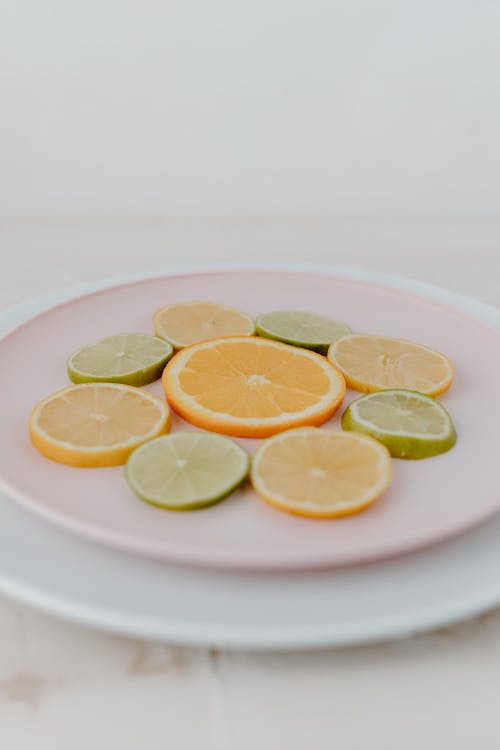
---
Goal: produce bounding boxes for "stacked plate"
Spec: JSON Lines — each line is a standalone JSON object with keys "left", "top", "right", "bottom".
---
{"left": 1, "top": 265, "right": 500, "bottom": 650}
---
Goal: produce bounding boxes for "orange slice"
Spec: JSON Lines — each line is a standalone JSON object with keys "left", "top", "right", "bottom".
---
{"left": 162, "top": 336, "right": 346, "bottom": 438}
{"left": 153, "top": 301, "right": 255, "bottom": 348}
{"left": 29, "top": 383, "right": 170, "bottom": 467}
{"left": 251, "top": 428, "right": 392, "bottom": 518}
{"left": 328, "top": 334, "right": 454, "bottom": 396}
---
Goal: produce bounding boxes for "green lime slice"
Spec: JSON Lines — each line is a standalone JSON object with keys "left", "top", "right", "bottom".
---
{"left": 125, "top": 432, "right": 250, "bottom": 510}
{"left": 68, "top": 333, "right": 173, "bottom": 386}
{"left": 255, "top": 310, "right": 352, "bottom": 354}
{"left": 341, "top": 389, "right": 457, "bottom": 459}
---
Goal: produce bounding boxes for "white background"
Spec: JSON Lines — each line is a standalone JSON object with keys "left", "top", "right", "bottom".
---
{"left": 1, "top": 0, "right": 500, "bottom": 216}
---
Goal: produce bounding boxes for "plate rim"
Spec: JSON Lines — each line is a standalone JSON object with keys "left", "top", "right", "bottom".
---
{"left": 1, "top": 555, "right": 500, "bottom": 650}
{"left": 4, "top": 262, "right": 500, "bottom": 346}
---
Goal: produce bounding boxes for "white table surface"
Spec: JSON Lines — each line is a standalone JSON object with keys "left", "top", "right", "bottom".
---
{"left": 2, "top": 216, "right": 500, "bottom": 748}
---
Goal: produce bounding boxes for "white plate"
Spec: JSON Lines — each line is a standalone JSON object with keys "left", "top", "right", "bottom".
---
{"left": 1, "top": 264, "right": 500, "bottom": 650}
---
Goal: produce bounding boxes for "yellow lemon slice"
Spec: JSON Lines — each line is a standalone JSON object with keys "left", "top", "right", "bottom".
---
{"left": 251, "top": 428, "right": 392, "bottom": 518}
{"left": 153, "top": 301, "right": 255, "bottom": 348}
{"left": 30, "top": 383, "right": 170, "bottom": 467}
{"left": 328, "top": 334, "right": 454, "bottom": 396}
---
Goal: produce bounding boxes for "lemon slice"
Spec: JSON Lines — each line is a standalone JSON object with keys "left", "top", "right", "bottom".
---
{"left": 255, "top": 310, "right": 352, "bottom": 354}
{"left": 251, "top": 427, "right": 392, "bottom": 518}
{"left": 342, "top": 389, "right": 457, "bottom": 459}
{"left": 162, "top": 336, "right": 346, "bottom": 438}
{"left": 29, "top": 383, "right": 170, "bottom": 467}
{"left": 328, "top": 334, "right": 454, "bottom": 396}
{"left": 126, "top": 432, "right": 249, "bottom": 510}
{"left": 153, "top": 301, "right": 255, "bottom": 348}
{"left": 68, "top": 333, "right": 173, "bottom": 386}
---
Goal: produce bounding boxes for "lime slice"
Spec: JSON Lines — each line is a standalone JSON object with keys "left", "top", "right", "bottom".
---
{"left": 255, "top": 311, "right": 351, "bottom": 354}
{"left": 125, "top": 432, "right": 250, "bottom": 510}
{"left": 341, "top": 389, "right": 457, "bottom": 459}
{"left": 68, "top": 333, "right": 173, "bottom": 386}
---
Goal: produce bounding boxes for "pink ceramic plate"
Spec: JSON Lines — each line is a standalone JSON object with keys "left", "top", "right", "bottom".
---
{"left": 1, "top": 268, "right": 499, "bottom": 571}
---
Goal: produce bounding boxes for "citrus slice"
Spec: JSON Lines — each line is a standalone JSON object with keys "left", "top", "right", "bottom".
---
{"left": 256, "top": 310, "right": 352, "bottom": 354}
{"left": 153, "top": 301, "right": 255, "bottom": 348}
{"left": 162, "top": 336, "right": 346, "bottom": 438}
{"left": 342, "top": 389, "right": 457, "bottom": 459}
{"left": 328, "top": 334, "right": 454, "bottom": 396}
{"left": 251, "top": 427, "right": 392, "bottom": 518}
{"left": 126, "top": 432, "right": 249, "bottom": 510}
{"left": 67, "top": 333, "right": 173, "bottom": 386}
{"left": 29, "top": 383, "right": 170, "bottom": 467}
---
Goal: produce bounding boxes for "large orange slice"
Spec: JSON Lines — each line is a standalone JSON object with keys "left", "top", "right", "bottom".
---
{"left": 251, "top": 428, "right": 392, "bottom": 518}
{"left": 162, "top": 336, "right": 346, "bottom": 438}
{"left": 328, "top": 334, "right": 454, "bottom": 396}
{"left": 30, "top": 383, "right": 170, "bottom": 467}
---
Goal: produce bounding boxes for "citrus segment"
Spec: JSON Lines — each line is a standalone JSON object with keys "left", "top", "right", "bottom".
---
{"left": 256, "top": 310, "right": 352, "bottom": 354}
{"left": 342, "top": 389, "right": 457, "bottom": 459}
{"left": 251, "top": 428, "right": 392, "bottom": 518}
{"left": 67, "top": 333, "right": 173, "bottom": 386}
{"left": 30, "top": 383, "right": 170, "bottom": 467}
{"left": 162, "top": 337, "right": 346, "bottom": 438}
{"left": 126, "top": 432, "right": 249, "bottom": 510}
{"left": 153, "top": 301, "right": 255, "bottom": 348}
{"left": 328, "top": 334, "right": 454, "bottom": 396}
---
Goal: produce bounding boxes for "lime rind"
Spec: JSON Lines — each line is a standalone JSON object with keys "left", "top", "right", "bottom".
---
{"left": 67, "top": 333, "right": 173, "bottom": 387}
{"left": 341, "top": 389, "right": 457, "bottom": 459}
{"left": 125, "top": 432, "right": 250, "bottom": 511}
{"left": 255, "top": 311, "right": 352, "bottom": 355}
